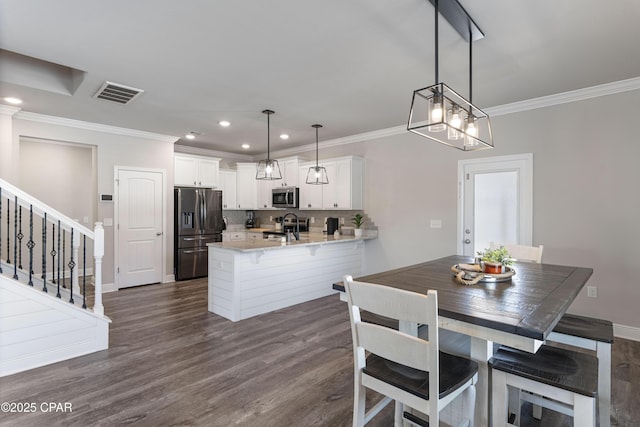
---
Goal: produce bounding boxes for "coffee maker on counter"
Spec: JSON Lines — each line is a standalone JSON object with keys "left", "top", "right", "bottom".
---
{"left": 245, "top": 210, "right": 259, "bottom": 229}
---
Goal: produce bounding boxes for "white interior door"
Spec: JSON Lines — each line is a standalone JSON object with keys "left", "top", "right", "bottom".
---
{"left": 458, "top": 154, "right": 533, "bottom": 256}
{"left": 116, "top": 168, "right": 164, "bottom": 288}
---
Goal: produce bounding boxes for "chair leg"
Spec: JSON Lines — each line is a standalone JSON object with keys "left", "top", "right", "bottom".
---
{"left": 354, "top": 382, "right": 366, "bottom": 427}
{"left": 598, "top": 342, "right": 611, "bottom": 427}
{"left": 492, "top": 370, "right": 510, "bottom": 426}
{"left": 507, "top": 385, "right": 521, "bottom": 425}
{"left": 572, "top": 394, "right": 596, "bottom": 427}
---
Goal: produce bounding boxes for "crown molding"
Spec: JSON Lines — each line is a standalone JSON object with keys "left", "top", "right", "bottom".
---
{"left": 0, "top": 105, "right": 21, "bottom": 116}
{"left": 484, "top": 76, "right": 640, "bottom": 117}
{"left": 13, "top": 111, "right": 179, "bottom": 143}
{"left": 174, "top": 144, "right": 253, "bottom": 162}
{"left": 267, "top": 76, "right": 640, "bottom": 157}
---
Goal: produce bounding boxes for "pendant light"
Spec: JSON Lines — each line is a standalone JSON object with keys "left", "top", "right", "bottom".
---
{"left": 306, "top": 124, "right": 329, "bottom": 185}
{"left": 256, "top": 109, "right": 282, "bottom": 180}
{"left": 407, "top": 0, "right": 493, "bottom": 151}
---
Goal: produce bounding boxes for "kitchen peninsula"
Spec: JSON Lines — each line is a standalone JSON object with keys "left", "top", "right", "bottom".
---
{"left": 207, "top": 232, "right": 376, "bottom": 321}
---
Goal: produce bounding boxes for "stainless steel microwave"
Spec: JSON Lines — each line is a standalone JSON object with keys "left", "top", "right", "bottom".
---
{"left": 272, "top": 187, "right": 299, "bottom": 208}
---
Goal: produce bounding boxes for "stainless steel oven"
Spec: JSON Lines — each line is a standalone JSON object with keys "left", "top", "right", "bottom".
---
{"left": 272, "top": 187, "right": 299, "bottom": 208}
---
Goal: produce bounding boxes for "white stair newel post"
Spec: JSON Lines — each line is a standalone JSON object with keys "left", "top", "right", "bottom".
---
{"left": 93, "top": 222, "right": 104, "bottom": 316}
{"left": 72, "top": 227, "right": 80, "bottom": 294}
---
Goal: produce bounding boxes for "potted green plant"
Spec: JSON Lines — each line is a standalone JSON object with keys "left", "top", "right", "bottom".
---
{"left": 477, "top": 246, "right": 512, "bottom": 274}
{"left": 352, "top": 213, "right": 364, "bottom": 237}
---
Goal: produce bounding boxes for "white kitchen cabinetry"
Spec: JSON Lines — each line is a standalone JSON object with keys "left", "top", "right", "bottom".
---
{"left": 219, "top": 169, "right": 237, "bottom": 209}
{"left": 298, "top": 156, "right": 363, "bottom": 210}
{"left": 174, "top": 154, "right": 220, "bottom": 187}
{"left": 323, "top": 157, "right": 363, "bottom": 209}
{"left": 272, "top": 157, "right": 300, "bottom": 188}
{"left": 223, "top": 231, "right": 246, "bottom": 242}
{"left": 246, "top": 231, "right": 263, "bottom": 240}
{"left": 257, "top": 179, "right": 275, "bottom": 209}
{"left": 235, "top": 163, "right": 258, "bottom": 210}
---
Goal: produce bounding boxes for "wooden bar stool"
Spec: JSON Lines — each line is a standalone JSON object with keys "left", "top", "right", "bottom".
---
{"left": 490, "top": 345, "right": 598, "bottom": 426}
{"left": 549, "top": 313, "right": 613, "bottom": 426}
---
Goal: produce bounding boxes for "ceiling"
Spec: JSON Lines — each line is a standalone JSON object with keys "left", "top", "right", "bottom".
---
{"left": 1, "top": 0, "right": 640, "bottom": 156}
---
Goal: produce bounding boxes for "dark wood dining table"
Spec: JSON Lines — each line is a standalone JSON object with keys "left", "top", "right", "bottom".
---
{"left": 333, "top": 254, "right": 593, "bottom": 426}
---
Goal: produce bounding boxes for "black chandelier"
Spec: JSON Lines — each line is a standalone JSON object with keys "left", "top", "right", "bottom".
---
{"left": 305, "top": 124, "right": 329, "bottom": 185}
{"left": 407, "top": 0, "right": 493, "bottom": 150}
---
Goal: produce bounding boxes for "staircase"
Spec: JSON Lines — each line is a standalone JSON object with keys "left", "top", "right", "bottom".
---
{"left": 0, "top": 178, "right": 110, "bottom": 377}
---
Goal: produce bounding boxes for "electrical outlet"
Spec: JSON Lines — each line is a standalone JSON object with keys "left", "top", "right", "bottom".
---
{"left": 587, "top": 286, "right": 597, "bottom": 298}
{"left": 310, "top": 217, "right": 315, "bottom": 223}
{"left": 269, "top": 216, "right": 273, "bottom": 222}
{"left": 340, "top": 217, "right": 345, "bottom": 225}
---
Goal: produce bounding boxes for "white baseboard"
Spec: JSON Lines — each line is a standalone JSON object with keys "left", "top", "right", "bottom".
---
{"left": 613, "top": 323, "right": 640, "bottom": 342}
{"left": 164, "top": 274, "right": 175, "bottom": 283}
{"left": 101, "top": 282, "right": 117, "bottom": 293}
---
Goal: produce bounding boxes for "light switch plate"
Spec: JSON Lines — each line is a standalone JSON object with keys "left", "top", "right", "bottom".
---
{"left": 103, "top": 218, "right": 113, "bottom": 227}
{"left": 430, "top": 219, "right": 442, "bottom": 229}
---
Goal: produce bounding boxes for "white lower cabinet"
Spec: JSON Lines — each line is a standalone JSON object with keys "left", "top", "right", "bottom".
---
{"left": 223, "top": 231, "right": 246, "bottom": 242}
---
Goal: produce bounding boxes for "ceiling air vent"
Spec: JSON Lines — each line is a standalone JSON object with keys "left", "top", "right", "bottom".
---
{"left": 94, "top": 81, "right": 144, "bottom": 104}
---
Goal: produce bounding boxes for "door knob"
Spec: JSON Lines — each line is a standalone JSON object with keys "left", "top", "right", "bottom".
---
{"left": 157, "top": 232, "right": 163, "bottom": 236}
{"left": 464, "top": 239, "right": 471, "bottom": 244}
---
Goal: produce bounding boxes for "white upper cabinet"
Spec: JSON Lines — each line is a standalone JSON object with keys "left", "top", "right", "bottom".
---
{"left": 235, "top": 163, "right": 258, "bottom": 210}
{"left": 257, "top": 179, "right": 276, "bottom": 209}
{"left": 272, "top": 158, "right": 300, "bottom": 188}
{"left": 298, "top": 156, "right": 363, "bottom": 210}
{"left": 174, "top": 154, "right": 220, "bottom": 187}
{"left": 219, "top": 169, "right": 237, "bottom": 210}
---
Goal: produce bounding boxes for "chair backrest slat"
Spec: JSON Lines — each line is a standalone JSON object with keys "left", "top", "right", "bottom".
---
{"left": 344, "top": 276, "right": 439, "bottom": 374}
{"left": 356, "top": 322, "right": 432, "bottom": 371}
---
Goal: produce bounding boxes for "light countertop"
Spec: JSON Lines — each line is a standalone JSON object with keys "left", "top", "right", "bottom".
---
{"left": 209, "top": 231, "right": 377, "bottom": 253}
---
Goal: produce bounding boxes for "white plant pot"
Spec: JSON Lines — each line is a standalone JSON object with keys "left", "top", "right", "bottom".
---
{"left": 354, "top": 228, "right": 363, "bottom": 237}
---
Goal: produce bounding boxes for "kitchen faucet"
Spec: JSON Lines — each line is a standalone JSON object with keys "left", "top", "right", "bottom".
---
{"left": 282, "top": 212, "right": 300, "bottom": 241}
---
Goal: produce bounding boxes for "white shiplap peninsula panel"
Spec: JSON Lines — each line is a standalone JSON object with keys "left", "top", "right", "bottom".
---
{"left": 208, "top": 240, "right": 364, "bottom": 321}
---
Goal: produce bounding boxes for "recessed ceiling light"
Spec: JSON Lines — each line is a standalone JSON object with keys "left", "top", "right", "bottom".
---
{"left": 3, "top": 97, "right": 22, "bottom": 105}
{"left": 185, "top": 134, "right": 196, "bottom": 140}
{"left": 241, "top": 143, "right": 250, "bottom": 149}
{"left": 280, "top": 134, "right": 289, "bottom": 140}
{"left": 219, "top": 120, "right": 231, "bottom": 127}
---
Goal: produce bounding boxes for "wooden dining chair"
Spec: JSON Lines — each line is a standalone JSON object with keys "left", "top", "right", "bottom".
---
{"left": 491, "top": 242, "right": 612, "bottom": 426}
{"left": 490, "top": 344, "right": 599, "bottom": 426}
{"left": 343, "top": 275, "right": 479, "bottom": 427}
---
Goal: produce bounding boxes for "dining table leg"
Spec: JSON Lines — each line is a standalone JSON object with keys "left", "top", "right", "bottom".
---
{"left": 470, "top": 337, "right": 494, "bottom": 427}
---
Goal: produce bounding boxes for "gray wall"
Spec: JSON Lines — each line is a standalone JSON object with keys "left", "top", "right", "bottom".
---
{"left": 3, "top": 117, "right": 175, "bottom": 287}
{"left": 3, "top": 87, "right": 638, "bottom": 329}
{"left": 341, "top": 89, "right": 640, "bottom": 328}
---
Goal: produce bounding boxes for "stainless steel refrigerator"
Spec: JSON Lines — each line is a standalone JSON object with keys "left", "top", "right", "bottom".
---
{"left": 174, "top": 187, "right": 223, "bottom": 280}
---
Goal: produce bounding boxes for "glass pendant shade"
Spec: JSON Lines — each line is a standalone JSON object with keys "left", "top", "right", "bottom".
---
{"left": 306, "top": 124, "right": 329, "bottom": 185}
{"left": 306, "top": 166, "right": 328, "bottom": 185}
{"left": 256, "top": 158, "right": 282, "bottom": 180}
{"left": 408, "top": 83, "right": 493, "bottom": 150}
{"left": 256, "top": 109, "right": 282, "bottom": 180}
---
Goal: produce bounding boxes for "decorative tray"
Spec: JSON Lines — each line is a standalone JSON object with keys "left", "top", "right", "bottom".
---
{"left": 451, "top": 264, "right": 515, "bottom": 285}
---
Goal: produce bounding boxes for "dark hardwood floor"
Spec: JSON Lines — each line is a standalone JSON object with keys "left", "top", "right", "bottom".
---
{"left": 1, "top": 278, "right": 638, "bottom": 426}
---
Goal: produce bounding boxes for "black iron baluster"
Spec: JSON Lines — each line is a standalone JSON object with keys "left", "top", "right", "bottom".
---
{"left": 13, "top": 196, "right": 18, "bottom": 279}
{"left": 51, "top": 220, "right": 62, "bottom": 298}
{"left": 42, "top": 213, "right": 47, "bottom": 293}
{"left": 0, "top": 188, "right": 2, "bottom": 273}
{"left": 68, "top": 228, "right": 75, "bottom": 304}
{"left": 6, "top": 197, "right": 10, "bottom": 264}
{"left": 82, "top": 234, "right": 87, "bottom": 309}
{"left": 51, "top": 222, "right": 56, "bottom": 284}
{"left": 18, "top": 204, "right": 23, "bottom": 270}
{"left": 56, "top": 221, "right": 61, "bottom": 298}
{"left": 27, "top": 205, "right": 34, "bottom": 286}
{"left": 62, "top": 230, "right": 66, "bottom": 289}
